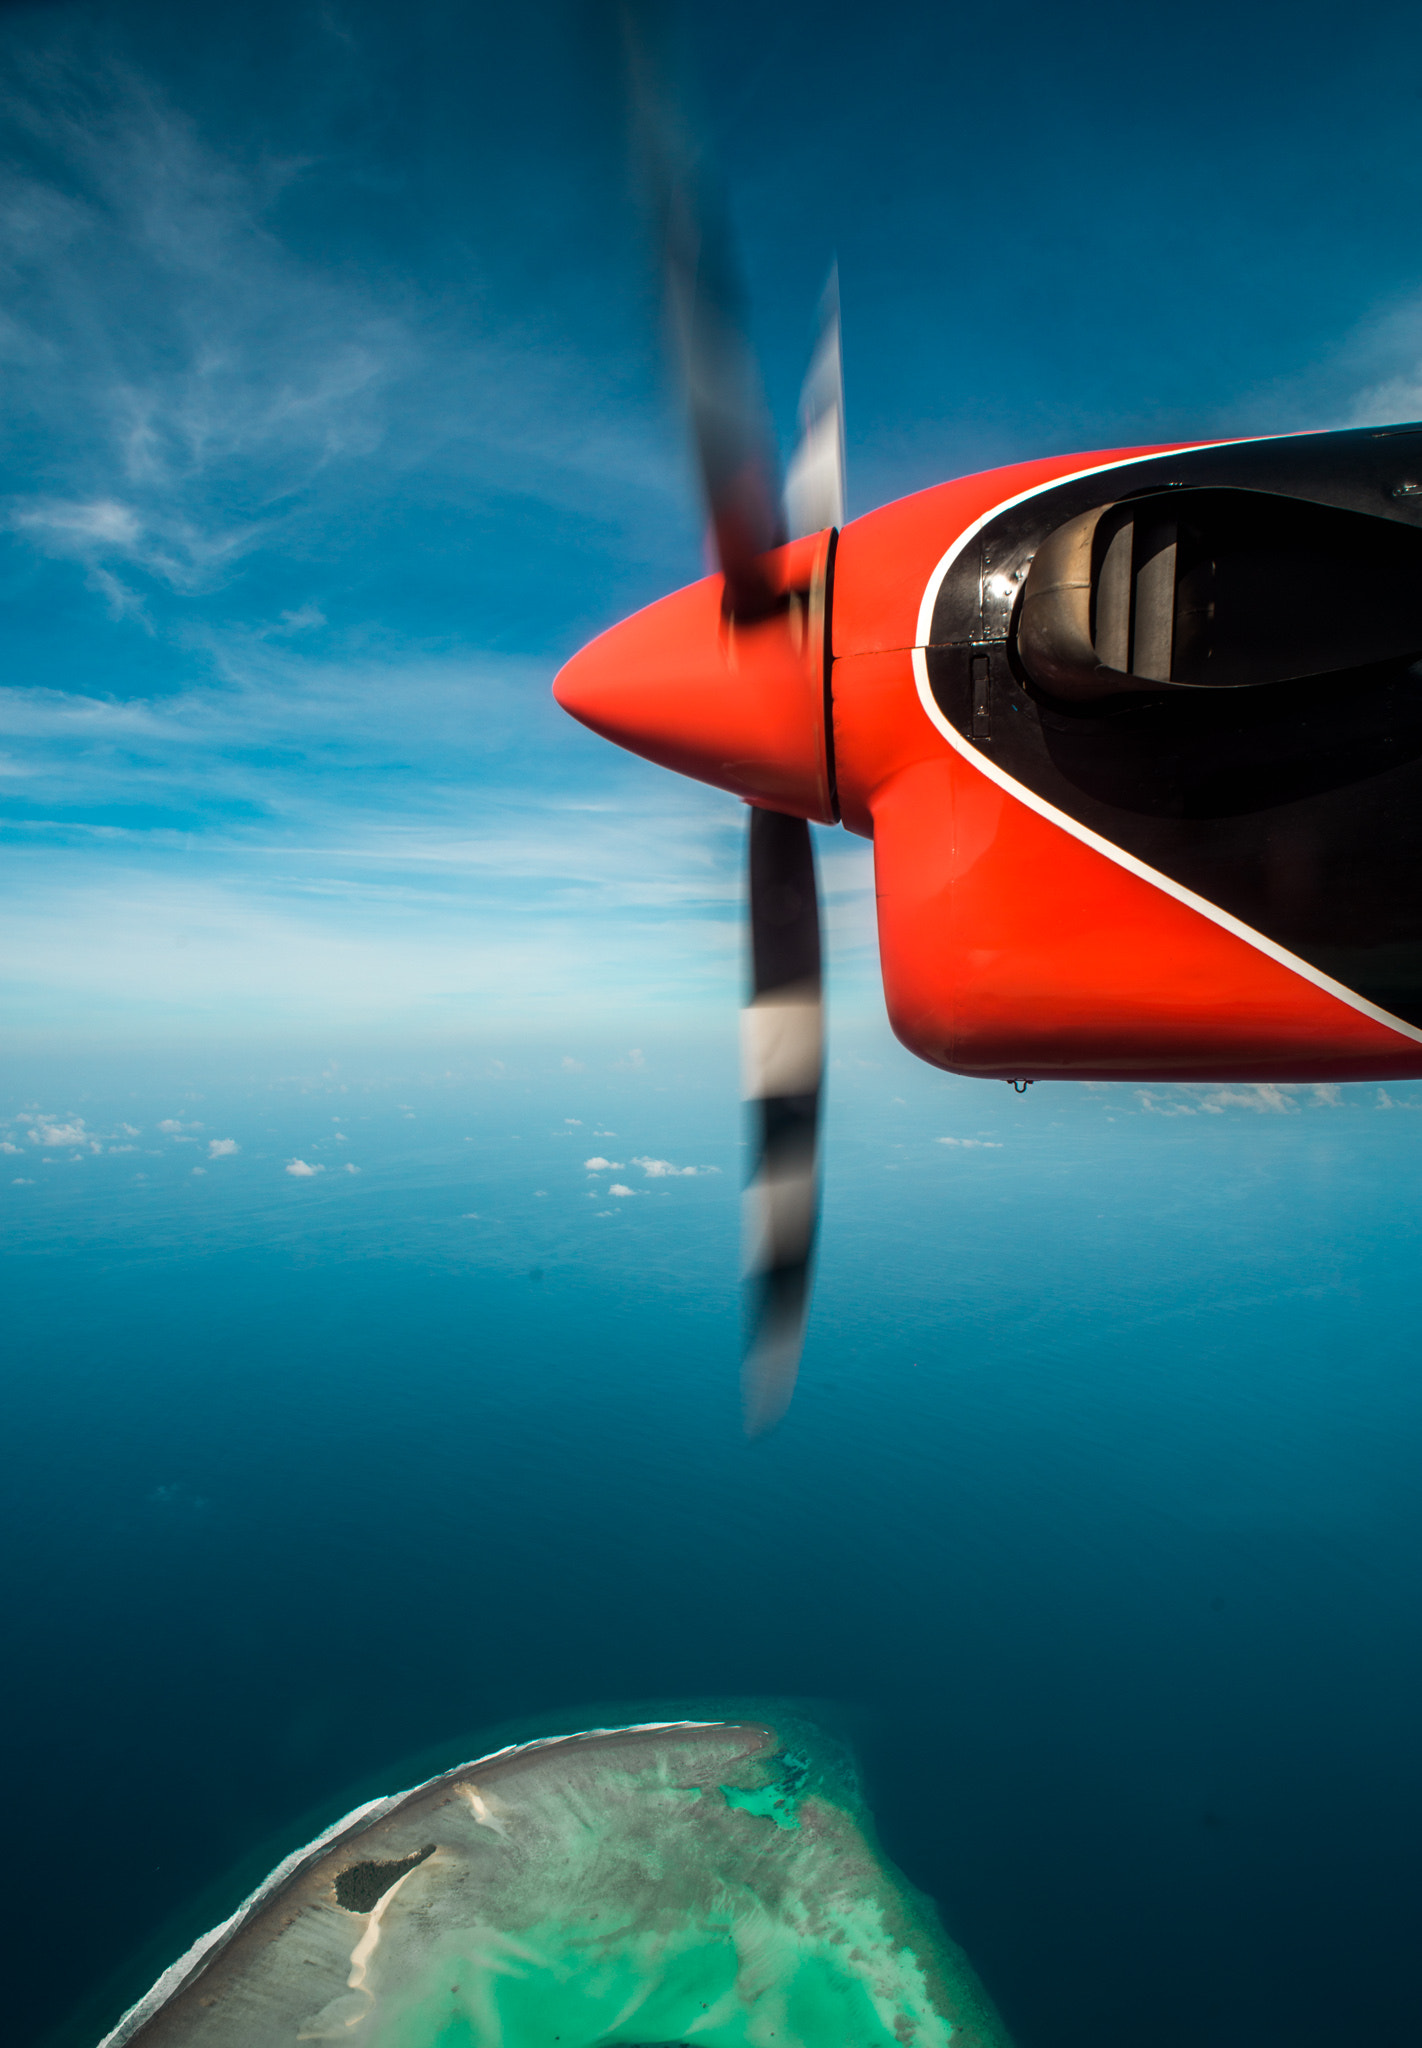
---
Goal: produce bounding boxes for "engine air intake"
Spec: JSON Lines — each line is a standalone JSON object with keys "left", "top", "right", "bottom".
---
{"left": 1015, "top": 486, "right": 1422, "bottom": 699}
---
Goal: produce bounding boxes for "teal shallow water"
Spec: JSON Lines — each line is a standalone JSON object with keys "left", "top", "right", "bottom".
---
{"left": 107, "top": 1717, "right": 1011, "bottom": 2048}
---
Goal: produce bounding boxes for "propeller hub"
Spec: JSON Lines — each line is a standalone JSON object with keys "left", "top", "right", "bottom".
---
{"left": 553, "top": 529, "right": 837, "bottom": 824}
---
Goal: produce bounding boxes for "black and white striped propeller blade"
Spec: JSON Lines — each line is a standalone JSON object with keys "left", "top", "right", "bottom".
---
{"left": 623, "top": 6, "right": 843, "bottom": 1431}
{"left": 737, "top": 281, "right": 843, "bottom": 1433}
{"left": 741, "top": 806, "right": 823, "bottom": 1436}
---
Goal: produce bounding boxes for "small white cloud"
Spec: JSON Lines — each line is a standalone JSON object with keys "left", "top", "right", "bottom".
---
{"left": 191, "top": 1166, "right": 206, "bottom": 1175}
{"left": 608, "top": 1183, "right": 638, "bottom": 1197}
{"left": 937, "top": 1137, "right": 1002, "bottom": 1149}
{"left": 1199, "top": 1085, "right": 1295, "bottom": 1115}
{"left": 633, "top": 1156, "right": 711, "bottom": 1177}
{"left": 534, "top": 1189, "right": 548, "bottom": 1198}
{"left": 0, "top": 1141, "right": 17, "bottom": 1155}
{"left": 31, "top": 1119, "right": 88, "bottom": 1147}
{"left": 561, "top": 1057, "right": 586, "bottom": 1072}
{"left": 334, "top": 1131, "right": 348, "bottom": 1141}
{"left": 1312, "top": 1085, "right": 1343, "bottom": 1107}
{"left": 157, "top": 1118, "right": 203, "bottom": 1134}
{"left": 461, "top": 1212, "right": 481, "bottom": 1219}
{"left": 108, "top": 1144, "right": 138, "bottom": 1154}
{"left": 614, "top": 1049, "right": 646, "bottom": 1070}
{"left": 119, "top": 1124, "right": 141, "bottom": 1137}
{"left": 207, "top": 1138, "right": 240, "bottom": 1158}
{"left": 343, "top": 1162, "right": 361, "bottom": 1173}
{"left": 12, "top": 1177, "right": 34, "bottom": 1185}
{"left": 583, "top": 1156, "right": 624, "bottom": 1171}
{"left": 285, "top": 1158, "right": 324, "bottom": 1177}
{"left": 564, "top": 1117, "right": 582, "bottom": 1125}
{"left": 1135, "top": 1090, "right": 1196, "bottom": 1117}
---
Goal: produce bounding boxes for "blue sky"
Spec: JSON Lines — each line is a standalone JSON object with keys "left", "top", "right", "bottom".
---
{"left": 4, "top": 0, "right": 1422, "bottom": 1045}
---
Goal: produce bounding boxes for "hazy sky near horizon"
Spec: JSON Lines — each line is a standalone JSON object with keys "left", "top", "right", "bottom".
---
{"left": 5, "top": 0, "right": 1422, "bottom": 1043}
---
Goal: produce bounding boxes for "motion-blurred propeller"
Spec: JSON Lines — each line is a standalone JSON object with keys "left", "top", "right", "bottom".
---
{"left": 622, "top": 4, "right": 844, "bottom": 1431}
{"left": 784, "top": 266, "right": 846, "bottom": 539}
{"left": 741, "top": 807, "right": 823, "bottom": 1436}
{"left": 623, "top": 4, "right": 785, "bottom": 618}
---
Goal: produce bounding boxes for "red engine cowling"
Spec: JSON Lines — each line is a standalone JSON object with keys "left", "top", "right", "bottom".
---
{"left": 555, "top": 427, "right": 1422, "bottom": 1082}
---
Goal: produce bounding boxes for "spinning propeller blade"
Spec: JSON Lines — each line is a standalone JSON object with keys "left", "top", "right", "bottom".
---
{"left": 741, "top": 807, "right": 823, "bottom": 1436}
{"left": 739, "top": 290, "right": 843, "bottom": 1431}
{"left": 623, "top": 5, "right": 841, "bottom": 1429}
{"left": 623, "top": 4, "right": 785, "bottom": 617}
{"left": 784, "top": 264, "right": 845, "bottom": 541}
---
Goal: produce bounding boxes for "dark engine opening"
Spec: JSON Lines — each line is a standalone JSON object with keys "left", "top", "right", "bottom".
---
{"left": 1016, "top": 487, "right": 1422, "bottom": 699}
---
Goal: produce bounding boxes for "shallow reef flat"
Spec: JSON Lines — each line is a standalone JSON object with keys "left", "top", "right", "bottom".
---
{"left": 104, "top": 1716, "right": 1012, "bottom": 2048}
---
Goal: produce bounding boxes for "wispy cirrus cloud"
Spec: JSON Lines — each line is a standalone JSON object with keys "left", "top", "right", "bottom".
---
{"left": 12, "top": 495, "right": 266, "bottom": 616}
{"left": 0, "top": 65, "right": 410, "bottom": 615}
{"left": 0, "top": 627, "right": 878, "bottom": 1034}
{"left": 0, "top": 26, "right": 878, "bottom": 1043}
{"left": 0, "top": 36, "right": 686, "bottom": 636}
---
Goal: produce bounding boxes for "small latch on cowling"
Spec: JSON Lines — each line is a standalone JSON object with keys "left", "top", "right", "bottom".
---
{"left": 970, "top": 653, "right": 992, "bottom": 739}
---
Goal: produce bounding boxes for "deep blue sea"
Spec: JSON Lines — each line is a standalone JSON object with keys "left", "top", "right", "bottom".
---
{"left": 6, "top": 1028, "right": 1422, "bottom": 2048}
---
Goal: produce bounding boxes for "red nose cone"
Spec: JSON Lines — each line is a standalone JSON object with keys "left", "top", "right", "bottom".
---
{"left": 553, "top": 529, "right": 836, "bottom": 824}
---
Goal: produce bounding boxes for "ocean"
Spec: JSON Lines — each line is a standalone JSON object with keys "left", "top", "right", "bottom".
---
{"left": 5, "top": 1027, "right": 1422, "bottom": 2048}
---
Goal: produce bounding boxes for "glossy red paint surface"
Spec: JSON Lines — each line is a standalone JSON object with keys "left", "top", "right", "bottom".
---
{"left": 554, "top": 440, "right": 1422, "bottom": 1081}
{"left": 830, "top": 444, "right": 1184, "bottom": 659}
{"left": 868, "top": 739, "right": 1422, "bottom": 1080}
{"left": 553, "top": 528, "right": 834, "bottom": 824}
{"left": 830, "top": 459, "right": 1422, "bottom": 1081}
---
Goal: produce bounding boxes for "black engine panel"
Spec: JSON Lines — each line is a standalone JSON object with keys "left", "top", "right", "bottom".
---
{"left": 924, "top": 424, "right": 1422, "bottom": 1026}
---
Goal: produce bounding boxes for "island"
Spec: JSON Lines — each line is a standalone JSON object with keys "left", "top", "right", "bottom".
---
{"left": 103, "top": 1715, "right": 1012, "bottom": 2048}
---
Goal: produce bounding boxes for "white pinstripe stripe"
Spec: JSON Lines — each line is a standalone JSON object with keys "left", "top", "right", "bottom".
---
{"left": 902, "top": 449, "right": 1422, "bottom": 1051}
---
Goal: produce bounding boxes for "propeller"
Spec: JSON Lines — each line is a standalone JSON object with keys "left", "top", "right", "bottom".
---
{"left": 741, "top": 806, "right": 824, "bottom": 1436}
{"left": 784, "top": 265, "right": 846, "bottom": 541}
{"left": 622, "top": 5, "right": 845, "bottom": 1432}
{"left": 742, "top": 280, "right": 843, "bottom": 1434}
